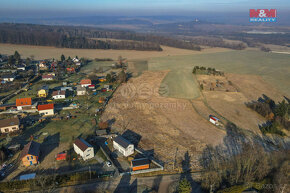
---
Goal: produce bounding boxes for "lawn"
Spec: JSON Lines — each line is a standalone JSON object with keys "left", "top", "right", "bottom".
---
{"left": 148, "top": 50, "right": 290, "bottom": 98}
{"left": 7, "top": 81, "right": 62, "bottom": 103}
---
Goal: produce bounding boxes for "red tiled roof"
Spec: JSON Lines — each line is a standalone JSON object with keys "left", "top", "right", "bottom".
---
{"left": 210, "top": 116, "right": 219, "bottom": 121}
{"left": 74, "top": 138, "right": 92, "bottom": 152}
{"left": 42, "top": 75, "right": 54, "bottom": 79}
{"left": 16, "top": 98, "right": 32, "bottom": 107}
{"left": 66, "top": 67, "right": 75, "bottom": 71}
{"left": 56, "top": 152, "right": 67, "bottom": 161}
{"left": 38, "top": 104, "right": 54, "bottom": 111}
{"left": 80, "top": 79, "right": 91, "bottom": 85}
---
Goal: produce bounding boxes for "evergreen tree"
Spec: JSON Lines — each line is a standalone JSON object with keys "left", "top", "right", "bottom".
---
{"left": 25, "top": 57, "right": 31, "bottom": 65}
{"left": 275, "top": 100, "right": 288, "bottom": 118}
{"left": 61, "top": 54, "right": 65, "bottom": 62}
{"left": 106, "top": 73, "right": 112, "bottom": 83}
{"left": 178, "top": 178, "right": 192, "bottom": 193}
{"left": 14, "top": 51, "right": 21, "bottom": 64}
{"left": 8, "top": 55, "right": 15, "bottom": 66}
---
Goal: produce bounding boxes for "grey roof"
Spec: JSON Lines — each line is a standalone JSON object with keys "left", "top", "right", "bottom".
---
{"left": 131, "top": 158, "right": 150, "bottom": 167}
{"left": 0, "top": 117, "right": 20, "bottom": 128}
{"left": 76, "top": 85, "right": 86, "bottom": 91}
{"left": 96, "top": 129, "right": 107, "bottom": 136}
{"left": 113, "top": 135, "right": 132, "bottom": 149}
{"left": 2, "top": 74, "right": 15, "bottom": 78}
{"left": 20, "top": 141, "right": 41, "bottom": 158}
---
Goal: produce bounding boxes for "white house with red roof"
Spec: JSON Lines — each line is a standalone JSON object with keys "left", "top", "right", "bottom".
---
{"left": 73, "top": 138, "right": 94, "bottom": 160}
{"left": 209, "top": 115, "right": 220, "bottom": 125}
{"left": 38, "top": 104, "right": 54, "bottom": 116}
{"left": 80, "top": 79, "right": 92, "bottom": 87}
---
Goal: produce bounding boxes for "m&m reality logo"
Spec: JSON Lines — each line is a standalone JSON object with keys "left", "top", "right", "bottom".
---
{"left": 249, "top": 9, "right": 277, "bottom": 22}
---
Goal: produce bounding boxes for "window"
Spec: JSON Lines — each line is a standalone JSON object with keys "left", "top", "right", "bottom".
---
{"left": 12, "top": 127, "right": 17, "bottom": 130}
{"left": 31, "top": 156, "right": 33, "bottom": 159}
{"left": 27, "top": 156, "right": 29, "bottom": 160}
{"left": 5, "top": 128, "right": 9, "bottom": 132}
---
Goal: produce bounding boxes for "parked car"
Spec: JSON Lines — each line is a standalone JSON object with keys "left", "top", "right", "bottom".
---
{"left": 106, "top": 161, "right": 112, "bottom": 167}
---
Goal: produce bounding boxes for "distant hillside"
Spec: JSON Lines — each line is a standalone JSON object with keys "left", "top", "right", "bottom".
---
{"left": 0, "top": 23, "right": 201, "bottom": 51}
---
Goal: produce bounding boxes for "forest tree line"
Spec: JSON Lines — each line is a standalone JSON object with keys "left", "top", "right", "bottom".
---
{"left": 246, "top": 95, "right": 289, "bottom": 135}
{"left": 200, "top": 123, "right": 289, "bottom": 193}
{"left": 0, "top": 23, "right": 202, "bottom": 51}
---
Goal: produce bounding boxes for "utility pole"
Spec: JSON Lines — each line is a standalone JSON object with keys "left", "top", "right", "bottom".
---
{"left": 210, "top": 184, "right": 214, "bottom": 193}
{"left": 89, "top": 166, "right": 91, "bottom": 180}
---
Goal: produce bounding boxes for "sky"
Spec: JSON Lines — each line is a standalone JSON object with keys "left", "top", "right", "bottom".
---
{"left": 0, "top": 0, "right": 289, "bottom": 17}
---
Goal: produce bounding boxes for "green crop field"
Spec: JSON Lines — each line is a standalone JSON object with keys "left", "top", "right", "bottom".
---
{"left": 159, "top": 70, "right": 200, "bottom": 99}
{"left": 147, "top": 50, "right": 290, "bottom": 98}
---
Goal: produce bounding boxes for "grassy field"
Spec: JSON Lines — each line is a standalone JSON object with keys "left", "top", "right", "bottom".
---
{"left": 160, "top": 70, "right": 200, "bottom": 99}
{"left": 147, "top": 50, "right": 290, "bottom": 98}
{"left": 0, "top": 43, "right": 230, "bottom": 60}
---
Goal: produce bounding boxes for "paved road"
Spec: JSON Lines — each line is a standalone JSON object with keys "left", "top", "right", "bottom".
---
{"left": 51, "top": 173, "right": 203, "bottom": 193}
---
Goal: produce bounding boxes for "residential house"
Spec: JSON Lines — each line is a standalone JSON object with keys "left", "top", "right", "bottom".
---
{"left": 46, "top": 72, "right": 55, "bottom": 76}
{"left": 52, "top": 90, "right": 66, "bottom": 99}
{"left": 73, "top": 138, "right": 94, "bottom": 160}
{"left": 0, "top": 117, "right": 20, "bottom": 133}
{"left": 17, "top": 65, "right": 26, "bottom": 71}
{"left": 38, "top": 61, "right": 49, "bottom": 70}
{"left": 80, "top": 79, "right": 92, "bottom": 87}
{"left": 20, "top": 141, "right": 40, "bottom": 166}
{"left": 104, "top": 84, "right": 112, "bottom": 91}
{"left": 98, "top": 77, "right": 106, "bottom": 82}
{"left": 209, "top": 115, "right": 220, "bottom": 125}
{"left": 76, "top": 85, "right": 86, "bottom": 96}
{"left": 96, "top": 129, "right": 107, "bottom": 136}
{"left": 37, "top": 86, "right": 49, "bottom": 98}
{"left": 60, "top": 87, "right": 73, "bottom": 91}
{"left": 16, "top": 98, "right": 32, "bottom": 110}
{"left": 42, "top": 75, "right": 55, "bottom": 81}
{"left": 113, "top": 135, "right": 134, "bottom": 157}
{"left": 1, "top": 74, "right": 15, "bottom": 82}
{"left": 0, "top": 103, "right": 16, "bottom": 111}
{"left": 131, "top": 158, "right": 150, "bottom": 171}
{"left": 88, "top": 84, "right": 95, "bottom": 89}
{"left": 72, "top": 58, "right": 79, "bottom": 63}
{"left": 38, "top": 104, "right": 54, "bottom": 116}
{"left": 66, "top": 67, "right": 75, "bottom": 73}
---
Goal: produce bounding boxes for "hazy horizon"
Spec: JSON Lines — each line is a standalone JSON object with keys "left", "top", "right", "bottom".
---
{"left": 0, "top": 0, "right": 289, "bottom": 18}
